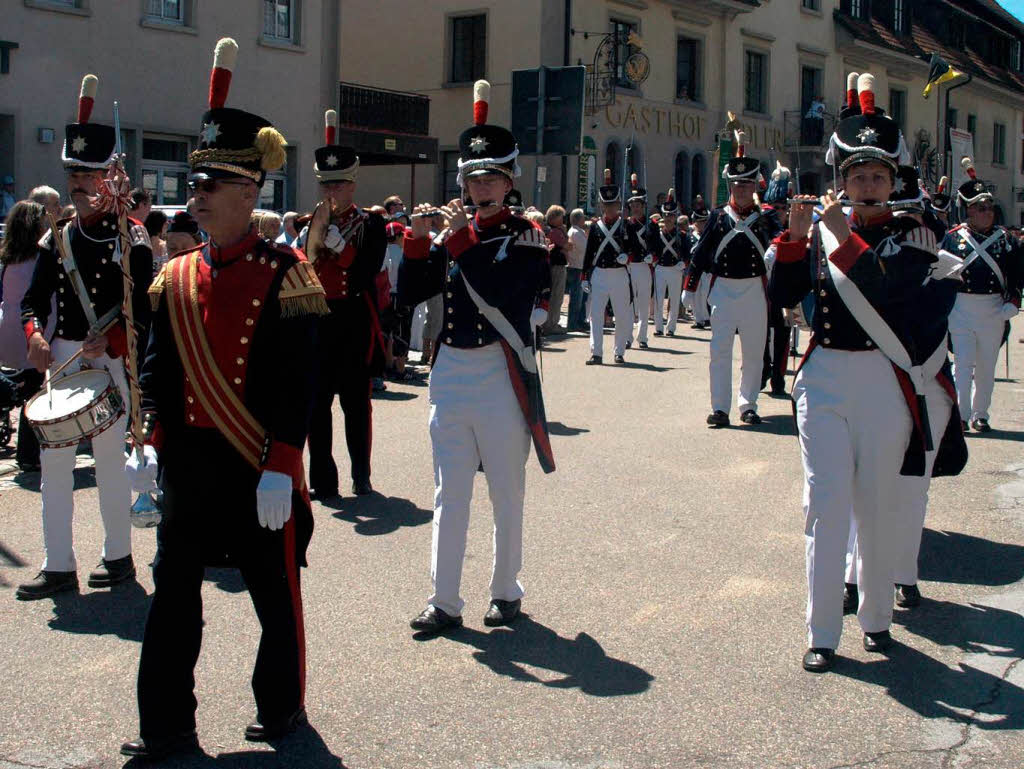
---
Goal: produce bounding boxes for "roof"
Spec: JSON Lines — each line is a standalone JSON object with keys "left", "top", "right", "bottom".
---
{"left": 834, "top": 4, "right": 1024, "bottom": 96}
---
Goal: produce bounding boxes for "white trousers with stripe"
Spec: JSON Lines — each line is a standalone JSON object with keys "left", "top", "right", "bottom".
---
{"left": 654, "top": 265, "right": 684, "bottom": 334}
{"left": 708, "top": 277, "right": 767, "bottom": 414}
{"left": 627, "top": 263, "right": 652, "bottom": 345}
{"left": 589, "top": 267, "right": 632, "bottom": 359}
{"left": 949, "top": 293, "right": 1004, "bottom": 422}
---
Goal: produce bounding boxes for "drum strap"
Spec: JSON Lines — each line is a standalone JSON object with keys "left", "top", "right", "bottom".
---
{"left": 165, "top": 254, "right": 267, "bottom": 469}
{"left": 61, "top": 224, "right": 100, "bottom": 328}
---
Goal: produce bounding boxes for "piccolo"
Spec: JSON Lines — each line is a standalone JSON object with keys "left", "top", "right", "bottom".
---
{"left": 410, "top": 210, "right": 443, "bottom": 219}
{"left": 786, "top": 198, "right": 895, "bottom": 208}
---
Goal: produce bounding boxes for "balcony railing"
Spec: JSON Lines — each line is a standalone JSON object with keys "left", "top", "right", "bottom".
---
{"left": 783, "top": 109, "right": 837, "bottom": 150}
{"left": 338, "top": 82, "right": 430, "bottom": 136}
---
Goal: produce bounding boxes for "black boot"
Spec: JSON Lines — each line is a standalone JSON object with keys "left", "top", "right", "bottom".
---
{"left": 351, "top": 479, "right": 373, "bottom": 496}
{"left": 895, "top": 583, "right": 921, "bottom": 608}
{"left": 585, "top": 355, "right": 603, "bottom": 366}
{"left": 740, "top": 410, "right": 762, "bottom": 425}
{"left": 120, "top": 731, "right": 200, "bottom": 759}
{"left": 87, "top": 555, "right": 136, "bottom": 588}
{"left": 802, "top": 648, "right": 835, "bottom": 673}
{"left": 863, "top": 630, "right": 893, "bottom": 652}
{"left": 15, "top": 570, "right": 78, "bottom": 600}
{"left": 484, "top": 598, "right": 521, "bottom": 627}
{"left": 410, "top": 605, "right": 463, "bottom": 634}
{"left": 245, "top": 708, "right": 308, "bottom": 742}
{"left": 706, "top": 410, "right": 730, "bottom": 427}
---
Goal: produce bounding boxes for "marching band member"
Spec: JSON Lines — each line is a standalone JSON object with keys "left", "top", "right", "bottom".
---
{"left": 942, "top": 157, "right": 1022, "bottom": 432}
{"left": 121, "top": 39, "right": 327, "bottom": 758}
{"left": 16, "top": 74, "right": 153, "bottom": 600}
{"left": 683, "top": 200, "right": 711, "bottom": 329}
{"left": 761, "top": 162, "right": 793, "bottom": 395}
{"left": 770, "top": 73, "right": 953, "bottom": 672}
{"left": 686, "top": 133, "right": 783, "bottom": 427}
{"left": 306, "top": 109, "right": 387, "bottom": 499}
{"left": 928, "top": 175, "right": 952, "bottom": 230}
{"left": 650, "top": 189, "right": 685, "bottom": 337}
{"left": 399, "top": 81, "right": 554, "bottom": 634}
{"left": 582, "top": 170, "right": 640, "bottom": 365}
{"left": 626, "top": 174, "right": 653, "bottom": 350}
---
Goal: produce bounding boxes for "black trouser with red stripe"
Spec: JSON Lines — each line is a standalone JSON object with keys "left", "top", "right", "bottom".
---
{"left": 136, "top": 432, "right": 305, "bottom": 740}
{"left": 308, "top": 300, "right": 374, "bottom": 494}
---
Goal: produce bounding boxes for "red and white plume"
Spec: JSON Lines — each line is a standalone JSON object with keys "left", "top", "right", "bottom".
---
{"left": 858, "top": 73, "right": 876, "bottom": 116}
{"left": 666, "top": 187, "right": 675, "bottom": 204}
{"left": 846, "top": 72, "right": 860, "bottom": 111}
{"left": 961, "top": 156, "right": 977, "bottom": 180}
{"left": 208, "top": 37, "right": 238, "bottom": 110}
{"left": 604, "top": 168, "right": 612, "bottom": 185}
{"left": 78, "top": 74, "right": 97, "bottom": 124}
{"left": 734, "top": 130, "right": 747, "bottom": 158}
{"left": 473, "top": 80, "right": 490, "bottom": 126}
{"left": 938, "top": 175, "right": 949, "bottom": 193}
{"left": 324, "top": 109, "right": 337, "bottom": 145}
{"left": 631, "top": 172, "right": 638, "bottom": 189}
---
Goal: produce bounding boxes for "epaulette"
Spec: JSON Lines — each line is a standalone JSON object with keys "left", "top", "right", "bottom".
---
{"left": 129, "top": 222, "right": 151, "bottom": 249}
{"left": 279, "top": 259, "right": 329, "bottom": 318}
{"left": 149, "top": 262, "right": 169, "bottom": 311}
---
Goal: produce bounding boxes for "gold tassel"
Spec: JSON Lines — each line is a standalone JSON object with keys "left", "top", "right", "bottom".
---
{"left": 280, "top": 293, "right": 330, "bottom": 318}
{"left": 148, "top": 265, "right": 168, "bottom": 311}
{"left": 255, "top": 126, "right": 287, "bottom": 171}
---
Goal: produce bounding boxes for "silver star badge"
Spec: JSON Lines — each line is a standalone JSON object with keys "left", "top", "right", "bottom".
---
{"left": 71, "top": 136, "right": 87, "bottom": 153}
{"left": 469, "top": 135, "right": 489, "bottom": 154}
{"left": 325, "top": 154, "right": 338, "bottom": 167}
{"left": 857, "top": 127, "right": 878, "bottom": 144}
{"left": 975, "top": 182, "right": 984, "bottom": 191}
{"left": 736, "top": 161, "right": 746, "bottom": 173}
{"left": 200, "top": 121, "right": 221, "bottom": 144}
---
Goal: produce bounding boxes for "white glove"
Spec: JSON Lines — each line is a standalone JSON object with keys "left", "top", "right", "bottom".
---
{"left": 643, "top": 255, "right": 653, "bottom": 264}
{"left": 1000, "top": 302, "right": 1019, "bottom": 321}
{"left": 615, "top": 254, "right": 628, "bottom": 265}
{"left": 581, "top": 280, "right": 591, "bottom": 294}
{"left": 323, "top": 224, "right": 346, "bottom": 252}
{"left": 530, "top": 307, "right": 548, "bottom": 327}
{"left": 256, "top": 470, "right": 293, "bottom": 531}
{"left": 124, "top": 445, "right": 159, "bottom": 492}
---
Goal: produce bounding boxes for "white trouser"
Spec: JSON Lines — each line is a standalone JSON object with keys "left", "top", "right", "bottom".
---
{"left": 654, "top": 265, "right": 684, "bottom": 334}
{"left": 795, "top": 348, "right": 912, "bottom": 649}
{"left": 589, "top": 267, "right": 631, "bottom": 359}
{"left": 949, "top": 293, "right": 1004, "bottom": 421}
{"left": 690, "top": 273, "right": 711, "bottom": 324}
{"left": 846, "top": 375, "right": 953, "bottom": 588}
{"left": 708, "top": 277, "right": 767, "bottom": 414}
{"left": 40, "top": 338, "right": 132, "bottom": 571}
{"left": 627, "top": 263, "right": 652, "bottom": 345}
{"left": 427, "top": 343, "right": 531, "bottom": 617}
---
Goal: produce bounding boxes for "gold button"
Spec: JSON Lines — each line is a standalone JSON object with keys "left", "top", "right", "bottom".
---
{"left": 477, "top": 323, "right": 483, "bottom": 330}
{"left": 824, "top": 338, "right": 831, "bottom": 344}
{"left": 245, "top": 318, "right": 254, "bottom": 326}
{"left": 447, "top": 322, "right": 454, "bottom": 329}
{"left": 236, "top": 357, "right": 244, "bottom": 365}
{"left": 270, "top": 260, "right": 278, "bottom": 269}
{"left": 58, "top": 315, "right": 63, "bottom": 321}
{"left": 233, "top": 377, "right": 242, "bottom": 385}
{"left": 188, "top": 414, "right": 196, "bottom": 422}
{"left": 259, "top": 256, "right": 266, "bottom": 264}
{"left": 59, "top": 301, "right": 64, "bottom": 307}
{"left": 824, "top": 322, "right": 831, "bottom": 329}
{"left": 59, "top": 288, "right": 64, "bottom": 293}
{"left": 447, "top": 307, "right": 453, "bottom": 314}
{"left": 108, "top": 243, "right": 114, "bottom": 250}
{"left": 252, "top": 299, "right": 260, "bottom": 307}
{"left": 866, "top": 340, "right": 873, "bottom": 347}
{"left": 446, "top": 292, "right": 453, "bottom": 298}
{"left": 95, "top": 273, "right": 101, "bottom": 278}
{"left": 477, "top": 337, "right": 483, "bottom": 344}
{"left": 187, "top": 396, "right": 194, "bottom": 404}
{"left": 822, "top": 306, "right": 829, "bottom": 313}
{"left": 57, "top": 328, "right": 63, "bottom": 335}
{"left": 240, "top": 336, "right": 249, "bottom": 344}
{"left": 90, "top": 287, "right": 97, "bottom": 294}
{"left": 101, "top": 258, "right": 107, "bottom": 264}
{"left": 819, "top": 290, "right": 827, "bottom": 297}
{"left": 246, "top": 254, "right": 253, "bottom": 261}
{"left": 445, "top": 336, "right": 452, "bottom": 343}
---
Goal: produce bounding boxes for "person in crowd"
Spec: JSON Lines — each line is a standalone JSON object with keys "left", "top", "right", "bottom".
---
{"left": 144, "top": 209, "right": 168, "bottom": 268}
{"left": 29, "top": 186, "right": 62, "bottom": 220}
{"left": 383, "top": 221, "right": 413, "bottom": 381}
{"left": 275, "top": 211, "right": 298, "bottom": 246}
{"left": 258, "top": 211, "right": 282, "bottom": 242}
{"left": 129, "top": 187, "right": 152, "bottom": 224}
{"left": 163, "top": 211, "right": 203, "bottom": 259}
{"left": 566, "top": 208, "right": 588, "bottom": 332}
{"left": 1, "top": 176, "right": 17, "bottom": 219}
{"left": 543, "top": 205, "right": 569, "bottom": 335}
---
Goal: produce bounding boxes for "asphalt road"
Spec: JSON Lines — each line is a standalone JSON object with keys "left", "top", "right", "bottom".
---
{"left": 1, "top": 319, "right": 1023, "bottom": 769}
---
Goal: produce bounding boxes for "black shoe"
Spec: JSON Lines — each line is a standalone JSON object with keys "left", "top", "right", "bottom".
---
{"left": 771, "top": 383, "right": 787, "bottom": 396}
{"left": 87, "top": 555, "right": 136, "bottom": 588}
{"left": 484, "top": 598, "right": 521, "bottom": 627}
{"left": 15, "top": 570, "right": 78, "bottom": 600}
{"left": 245, "top": 708, "right": 308, "bottom": 742}
{"left": 585, "top": 355, "right": 603, "bottom": 366}
{"left": 653, "top": 330, "right": 664, "bottom": 337}
{"left": 843, "top": 582, "right": 858, "bottom": 614}
{"left": 863, "top": 630, "right": 893, "bottom": 652}
{"left": 638, "top": 341, "right": 649, "bottom": 349}
{"left": 740, "top": 410, "right": 762, "bottom": 425}
{"left": 706, "top": 410, "right": 729, "bottom": 427}
{"left": 614, "top": 354, "right": 625, "bottom": 364}
{"left": 120, "top": 731, "right": 200, "bottom": 759}
{"left": 895, "top": 583, "right": 921, "bottom": 608}
{"left": 961, "top": 420, "right": 970, "bottom": 433}
{"left": 802, "top": 648, "right": 835, "bottom": 673}
{"left": 789, "top": 347, "right": 798, "bottom": 356}
{"left": 666, "top": 330, "right": 676, "bottom": 337}
{"left": 971, "top": 418, "right": 992, "bottom": 433}
{"left": 410, "top": 605, "right": 463, "bottom": 634}
{"left": 15, "top": 461, "right": 40, "bottom": 473}
{"left": 352, "top": 480, "right": 373, "bottom": 496}
{"left": 625, "top": 341, "right": 632, "bottom": 349}
{"left": 310, "top": 486, "right": 339, "bottom": 501}
{"left": 690, "top": 322, "right": 702, "bottom": 329}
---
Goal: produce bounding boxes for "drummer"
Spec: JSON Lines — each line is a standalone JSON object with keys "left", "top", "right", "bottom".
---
{"left": 16, "top": 74, "right": 153, "bottom": 600}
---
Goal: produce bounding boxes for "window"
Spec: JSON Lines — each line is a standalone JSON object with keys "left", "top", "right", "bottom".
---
{"left": 947, "top": 107, "right": 958, "bottom": 131}
{"left": 260, "top": 174, "right": 287, "bottom": 212}
{"left": 450, "top": 14, "right": 486, "bottom": 83}
{"left": 145, "top": 0, "right": 180, "bottom": 22}
{"left": 263, "top": 1, "right": 293, "bottom": 42}
{"left": 1015, "top": 40, "right": 1023, "bottom": 72}
{"left": 676, "top": 36, "right": 701, "bottom": 101}
{"left": 605, "top": 140, "right": 623, "bottom": 186}
{"left": 611, "top": 18, "right": 639, "bottom": 89}
{"left": 994, "top": 122, "right": 1006, "bottom": 165}
{"left": 889, "top": 88, "right": 906, "bottom": 132}
{"left": 893, "top": 0, "right": 905, "bottom": 33}
{"left": 440, "top": 151, "right": 461, "bottom": 204}
{"left": 847, "top": 0, "right": 865, "bottom": 19}
{"left": 745, "top": 50, "right": 768, "bottom": 114}
{"left": 802, "top": 0, "right": 821, "bottom": 10}
{"left": 141, "top": 135, "right": 191, "bottom": 206}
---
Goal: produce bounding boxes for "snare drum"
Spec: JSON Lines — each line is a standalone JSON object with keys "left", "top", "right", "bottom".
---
{"left": 25, "top": 369, "right": 125, "bottom": 449}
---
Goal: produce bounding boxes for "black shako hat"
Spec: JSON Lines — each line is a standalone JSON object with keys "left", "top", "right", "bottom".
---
{"left": 722, "top": 131, "right": 760, "bottom": 182}
{"left": 826, "top": 72, "right": 907, "bottom": 174}
{"left": 957, "top": 157, "right": 994, "bottom": 207}
{"left": 660, "top": 187, "right": 678, "bottom": 215}
{"left": 457, "top": 80, "right": 520, "bottom": 186}
{"left": 598, "top": 168, "right": 620, "bottom": 204}
{"left": 889, "top": 165, "right": 926, "bottom": 213}
{"left": 314, "top": 109, "right": 359, "bottom": 182}
{"left": 930, "top": 175, "right": 952, "bottom": 213}
{"left": 627, "top": 173, "right": 647, "bottom": 203}
{"left": 63, "top": 74, "right": 117, "bottom": 170}
{"left": 189, "top": 38, "right": 286, "bottom": 185}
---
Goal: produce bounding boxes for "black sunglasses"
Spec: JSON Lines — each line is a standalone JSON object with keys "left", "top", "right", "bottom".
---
{"left": 188, "top": 178, "right": 254, "bottom": 193}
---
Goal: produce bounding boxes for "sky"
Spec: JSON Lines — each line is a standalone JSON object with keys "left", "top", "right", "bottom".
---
{"left": 998, "top": 0, "right": 1024, "bottom": 22}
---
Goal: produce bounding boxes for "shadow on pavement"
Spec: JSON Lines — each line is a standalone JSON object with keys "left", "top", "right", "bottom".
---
{"left": 757, "top": 414, "right": 798, "bottom": 437}
{"left": 642, "top": 345, "right": 693, "bottom": 356}
{"left": 419, "top": 615, "right": 654, "bottom": 697}
{"left": 919, "top": 529, "right": 1024, "bottom": 586}
{"left": 122, "top": 724, "right": 346, "bottom": 769}
{"left": 48, "top": 580, "right": 150, "bottom": 641}
{"left": 328, "top": 492, "right": 431, "bottom": 536}
{"left": 11, "top": 465, "right": 97, "bottom": 493}
{"left": 835, "top": 601, "right": 1024, "bottom": 729}
{"left": 371, "top": 390, "right": 418, "bottom": 402}
{"left": 964, "top": 428, "right": 1024, "bottom": 443}
{"left": 204, "top": 567, "right": 248, "bottom": 594}
{"left": 547, "top": 421, "right": 590, "bottom": 437}
{"left": 618, "top": 362, "right": 674, "bottom": 373}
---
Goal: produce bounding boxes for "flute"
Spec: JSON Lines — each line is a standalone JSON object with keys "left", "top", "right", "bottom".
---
{"left": 786, "top": 198, "right": 895, "bottom": 208}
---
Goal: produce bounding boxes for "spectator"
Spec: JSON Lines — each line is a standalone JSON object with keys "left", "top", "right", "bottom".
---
{"left": 382, "top": 221, "right": 413, "bottom": 380}
{"left": 144, "top": 209, "right": 168, "bottom": 266}
{"left": 28, "top": 186, "right": 61, "bottom": 220}
{"left": 0, "top": 176, "right": 16, "bottom": 219}
{"left": 383, "top": 195, "right": 408, "bottom": 225}
{"left": 164, "top": 211, "right": 202, "bottom": 259}
{"left": 275, "top": 211, "right": 298, "bottom": 245}
{"left": 804, "top": 95, "right": 826, "bottom": 146}
{"left": 525, "top": 210, "right": 545, "bottom": 227}
{"left": 566, "top": 208, "right": 588, "bottom": 331}
{"left": 59, "top": 204, "right": 76, "bottom": 220}
{"left": 128, "top": 187, "right": 152, "bottom": 223}
{"left": 258, "top": 211, "right": 282, "bottom": 242}
{"left": 0, "top": 201, "right": 50, "bottom": 471}
{"left": 543, "top": 205, "right": 569, "bottom": 335}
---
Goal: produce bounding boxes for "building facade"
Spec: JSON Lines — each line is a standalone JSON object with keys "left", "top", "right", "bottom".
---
{"left": 1, "top": 0, "right": 339, "bottom": 213}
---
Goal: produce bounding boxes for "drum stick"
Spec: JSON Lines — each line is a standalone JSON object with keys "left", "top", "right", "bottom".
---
{"left": 44, "top": 368, "right": 52, "bottom": 408}
{"left": 48, "top": 314, "right": 123, "bottom": 380}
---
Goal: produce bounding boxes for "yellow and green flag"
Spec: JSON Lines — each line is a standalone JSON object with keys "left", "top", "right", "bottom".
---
{"left": 923, "top": 54, "right": 963, "bottom": 98}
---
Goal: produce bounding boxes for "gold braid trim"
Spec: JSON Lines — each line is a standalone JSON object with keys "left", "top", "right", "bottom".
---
{"left": 189, "top": 147, "right": 261, "bottom": 164}
{"left": 279, "top": 260, "right": 330, "bottom": 318}
{"left": 148, "top": 263, "right": 169, "bottom": 312}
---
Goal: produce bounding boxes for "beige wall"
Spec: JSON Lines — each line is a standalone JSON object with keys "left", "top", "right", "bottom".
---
{"left": 2, "top": 0, "right": 333, "bottom": 214}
